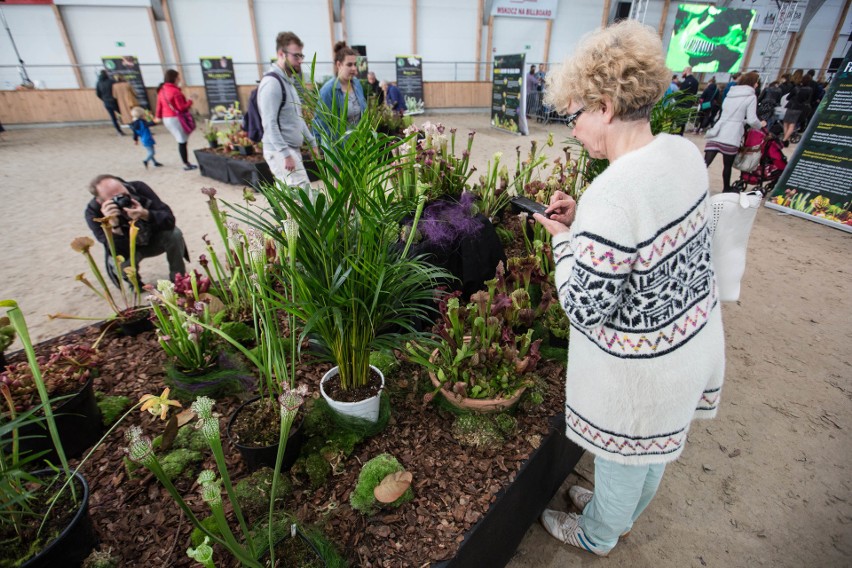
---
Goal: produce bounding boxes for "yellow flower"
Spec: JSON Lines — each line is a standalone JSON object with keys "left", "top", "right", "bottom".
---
{"left": 140, "top": 388, "right": 182, "bottom": 420}
{"left": 71, "top": 236, "right": 95, "bottom": 253}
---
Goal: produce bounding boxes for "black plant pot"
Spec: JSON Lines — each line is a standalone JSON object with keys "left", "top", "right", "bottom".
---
{"left": 23, "top": 471, "right": 97, "bottom": 568}
{"left": 208, "top": 140, "right": 219, "bottom": 149}
{"left": 118, "top": 315, "right": 154, "bottom": 337}
{"left": 261, "top": 527, "right": 327, "bottom": 567}
{"left": 0, "top": 350, "right": 6, "bottom": 372}
{"left": 17, "top": 376, "right": 104, "bottom": 462}
{"left": 227, "top": 396, "right": 304, "bottom": 472}
{"left": 237, "top": 145, "right": 254, "bottom": 156}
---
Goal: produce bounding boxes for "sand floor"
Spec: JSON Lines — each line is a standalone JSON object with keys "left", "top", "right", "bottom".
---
{"left": 0, "top": 115, "right": 849, "bottom": 567}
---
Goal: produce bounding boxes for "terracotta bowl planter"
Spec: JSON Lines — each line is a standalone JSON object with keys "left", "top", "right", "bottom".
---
{"left": 427, "top": 342, "right": 526, "bottom": 414}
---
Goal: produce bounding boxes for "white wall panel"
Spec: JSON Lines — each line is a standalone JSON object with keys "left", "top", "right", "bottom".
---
{"left": 168, "top": 0, "right": 256, "bottom": 86}
{"left": 0, "top": 5, "right": 77, "bottom": 90}
{"left": 253, "top": 0, "right": 335, "bottom": 83}
{"left": 62, "top": 5, "right": 161, "bottom": 88}
{"left": 491, "top": 16, "right": 548, "bottom": 73}
{"left": 345, "top": 0, "right": 412, "bottom": 82}
{"left": 416, "top": 0, "right": 479, "bottom": 81}
{"left": 792, "top": 0, "right": 845, "bottom": 73}
{"left": 547, "top": 0, "right": 602, "bottom": 69}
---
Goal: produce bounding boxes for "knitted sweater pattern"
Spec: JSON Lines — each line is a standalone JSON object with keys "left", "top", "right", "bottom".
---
{"left": 553, "top": 134, "right": 725, "bottom": 465}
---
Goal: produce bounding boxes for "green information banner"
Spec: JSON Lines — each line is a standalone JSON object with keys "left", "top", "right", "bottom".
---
{"left": 491, "top": 53, "right": 527, "bottom": 135}
{"left": 200, "top": 56, "right": 238, "bottom": 118}
{"left": 102, "top": 55, "right": 150, "bottom": 109}
{"left": 395, "top": 55, "right": 424, "bottom": 115}
{"left": 765, "top": 45, "right": 852, "bottom": 233}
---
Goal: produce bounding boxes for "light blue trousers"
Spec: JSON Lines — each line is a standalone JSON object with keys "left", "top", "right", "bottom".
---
{"left": 579, "top": 454, "right": 666, "bottom": 552}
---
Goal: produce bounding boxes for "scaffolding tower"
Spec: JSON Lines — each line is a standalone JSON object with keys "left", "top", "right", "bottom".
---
{"left": 759, "top": 1, "right": 800, "bottom": 83}
{"left": 629, "top": 0, "right": 650, "bottom": 23}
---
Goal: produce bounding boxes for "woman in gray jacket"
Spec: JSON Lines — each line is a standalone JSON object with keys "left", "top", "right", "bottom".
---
{"left": 704, "top": 72, "right": 765, "bottom": 193}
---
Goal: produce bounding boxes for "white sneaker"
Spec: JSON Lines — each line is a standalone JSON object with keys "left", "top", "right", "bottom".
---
{"left": 567, "top": 486, "right": 632, "bottom": 537}
{"left": 568, "top": 485, "right": 594, "bottom": 511}
{"left": 540, "top": 509, "right": 609, "bottom": 556}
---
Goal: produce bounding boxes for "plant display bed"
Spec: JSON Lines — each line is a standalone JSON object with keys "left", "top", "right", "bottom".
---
{"left": 194, "top": 148, "right": 274, "bottom": 187}
{"left": 3, "top": 323, "right": 580, "bottom": 567}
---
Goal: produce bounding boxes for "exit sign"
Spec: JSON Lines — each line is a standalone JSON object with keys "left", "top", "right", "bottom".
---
{"left": 116, "top": 41, "right": 125, "bottom": 47}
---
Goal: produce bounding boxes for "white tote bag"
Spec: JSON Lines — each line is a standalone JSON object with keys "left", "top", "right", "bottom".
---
{"left": 708, "top": 191, "right": 762, "bottom": 302}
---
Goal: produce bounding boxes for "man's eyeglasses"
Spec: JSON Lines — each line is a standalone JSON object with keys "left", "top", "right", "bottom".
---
{"left": 565, "top": 107, "right": 584, "bottom": 127}
{"left": 286, "top": 52, "right": 306, "bottom": 60}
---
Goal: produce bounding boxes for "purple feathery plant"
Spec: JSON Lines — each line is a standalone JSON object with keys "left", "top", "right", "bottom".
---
{"left": 416, "top": 191, "right": 482, "bottom": 249}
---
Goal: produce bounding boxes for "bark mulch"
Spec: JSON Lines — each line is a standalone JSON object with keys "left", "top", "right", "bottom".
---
{"left": 7, "top": 323, "right": 566, "bottom": 567}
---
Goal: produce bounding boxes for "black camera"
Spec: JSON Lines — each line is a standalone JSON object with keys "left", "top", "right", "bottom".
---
{"left": 112, "top": 194, "right": 133, "bottom": 209}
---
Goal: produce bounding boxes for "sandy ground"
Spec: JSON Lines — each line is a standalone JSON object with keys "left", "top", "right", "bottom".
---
{"left": 1, "top": 115, "right": 850, "bottom": 567}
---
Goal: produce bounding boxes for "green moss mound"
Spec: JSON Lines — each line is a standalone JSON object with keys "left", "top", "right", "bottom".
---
{"left": 350, "top": 453, "right": 413, "bottom": 516}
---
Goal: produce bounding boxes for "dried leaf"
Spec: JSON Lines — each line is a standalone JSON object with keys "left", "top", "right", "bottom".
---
{"left": 175, "top": 408, "right": 196, "bottom": 428}
{"left": 374, "top": 471, "right": 413, "bottom": 503}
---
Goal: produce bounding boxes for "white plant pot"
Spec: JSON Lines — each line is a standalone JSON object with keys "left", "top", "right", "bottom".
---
{"left": 320, "top": 365, "right": 385, "bottom": 423}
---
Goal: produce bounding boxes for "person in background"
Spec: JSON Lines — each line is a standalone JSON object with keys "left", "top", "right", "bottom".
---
{"left": 722, "top": 72, "right": 739, "bottom": 102}
{"left": 757, "top": 80, "right": 782, "bottom": 130}
{"left": 155, "top": 69, "right": 197, "bottom": 171}
{"left": 317, "top": 41, "right": 368, "bottom": 139}
{"left": 366, "top": 71, "right": 384, "bottom": 106}
{"left": 536, "top": 63, "right": 547, "bottom": 91}
{"left": 704, "top": 72, "right": 765, "bottom": 191}
{"left": 677, "top": 66, "right": 698, "bottom": 134}
{"left": 259, "top": 31, "right": 319, "bottom": 191}
{"left": 526, "top": 65, "right": 538, "bottom": 116}
{"left": 778, "top": 73, "right": 794, "bottom": 97}
{"left": 96, "top": 70, "right": 125, "bottom": 136}
{"left": 666, "top": 74, "right": 679, "bottom": 96}
{"left": 782, "top": 74, "right": 813, "bottom": 147}
{"left": 804, "top": 69, "right": 824, "bottom": 122}
{"left": 696, "top": 76, "right": 721, "bottom": 133}
{"left": 85, "top": 174, "right": 187, "bottom": 284}
{"left": 130, "top": 106, "right": 162, "bottom": 169}
{"left": 112, "top": 76, "right": 138, "bottom": 126}
{"left": 380, "top": 81, "right": 405, "bottom": 115}
{"left": 535, "top": 20, "right": 725, "bottom": 558}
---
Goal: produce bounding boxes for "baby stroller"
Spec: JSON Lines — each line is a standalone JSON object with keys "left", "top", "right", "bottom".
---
{"left": 732, "top": 127, "right": 788, "bottom": 195}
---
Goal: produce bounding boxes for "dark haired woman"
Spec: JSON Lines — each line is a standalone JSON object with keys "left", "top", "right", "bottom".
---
{"left": 315, "top": 41, "right": 367, "bottom": 144}
{"left": 155, "top": 69, "right": 197, "bottom": 170}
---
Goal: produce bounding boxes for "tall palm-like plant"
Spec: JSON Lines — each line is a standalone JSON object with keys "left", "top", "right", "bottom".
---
{"left": 230, "top": 60, "right": 451, "bottom": 393}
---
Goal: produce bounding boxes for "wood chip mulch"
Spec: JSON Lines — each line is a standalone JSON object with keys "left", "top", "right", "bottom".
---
{"left": 8, "top": 323, "right": 566, "bottom": 567}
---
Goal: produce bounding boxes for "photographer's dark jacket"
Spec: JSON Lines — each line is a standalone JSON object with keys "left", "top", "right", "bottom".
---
{"left": 85, "top": 181, "right": 176, "bottom": 257}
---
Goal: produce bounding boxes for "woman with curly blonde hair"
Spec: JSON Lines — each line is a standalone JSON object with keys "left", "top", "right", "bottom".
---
{"left": 533, "top": 20, "right": 725, "bottom": 556}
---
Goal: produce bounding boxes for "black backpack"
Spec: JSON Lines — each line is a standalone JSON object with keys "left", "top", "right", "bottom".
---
{"left": 242, "top": 72, "right": 286, "bottom": 144}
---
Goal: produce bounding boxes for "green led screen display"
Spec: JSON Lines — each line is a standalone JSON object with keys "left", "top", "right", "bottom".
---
{"left": 666, "top": 4, "right": 756, "bottom": 73}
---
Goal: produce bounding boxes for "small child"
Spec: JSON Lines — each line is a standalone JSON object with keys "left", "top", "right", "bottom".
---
{"left": 130, "top": 106, "right": 162, "bottom": 168}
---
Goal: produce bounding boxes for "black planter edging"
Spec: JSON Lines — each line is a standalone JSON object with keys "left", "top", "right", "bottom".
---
{"left": 432, "top": 413, "right": 583, "bottom": 568}
{"left": 227, "top": 396, "right": 305, "bottom": 472}
{"left": 23, "top": 470, "right": 97, "bottom": 568}
{"left": 17, "top": 376, "right": 104, "bottom": 463}
{"left": 194, "top": 149, "right": 275, "bottom": 187}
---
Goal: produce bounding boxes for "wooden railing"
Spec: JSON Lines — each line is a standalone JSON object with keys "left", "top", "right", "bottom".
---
{"left": 0, "top": 82, "right": 490, "bottom": 125}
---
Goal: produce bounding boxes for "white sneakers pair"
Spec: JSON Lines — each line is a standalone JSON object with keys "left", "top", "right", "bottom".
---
{"left": 539, "top": 485, "right": 630, "bottom": 557}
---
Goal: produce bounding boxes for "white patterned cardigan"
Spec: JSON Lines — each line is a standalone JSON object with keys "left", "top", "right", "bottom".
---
{"left": 553, "top": 134, "right": 725, "bottom": 466}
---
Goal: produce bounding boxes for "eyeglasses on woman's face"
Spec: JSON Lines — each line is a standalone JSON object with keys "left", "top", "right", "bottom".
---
{"left": 565, "top": 107, "right": 585, "bottom": 127}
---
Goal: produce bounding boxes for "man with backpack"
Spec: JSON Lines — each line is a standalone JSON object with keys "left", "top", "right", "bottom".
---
{"left": 249, "top": 31, "right": 318, "bottom": 192}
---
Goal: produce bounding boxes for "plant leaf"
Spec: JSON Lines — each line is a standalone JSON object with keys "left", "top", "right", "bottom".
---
{"left": 374, "top": 470, "right": 413, "bottom": 503}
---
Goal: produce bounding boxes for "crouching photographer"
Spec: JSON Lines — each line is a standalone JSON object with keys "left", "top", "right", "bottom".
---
{"left": 85, "top": 174, "right": 188, "bottom": 285}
